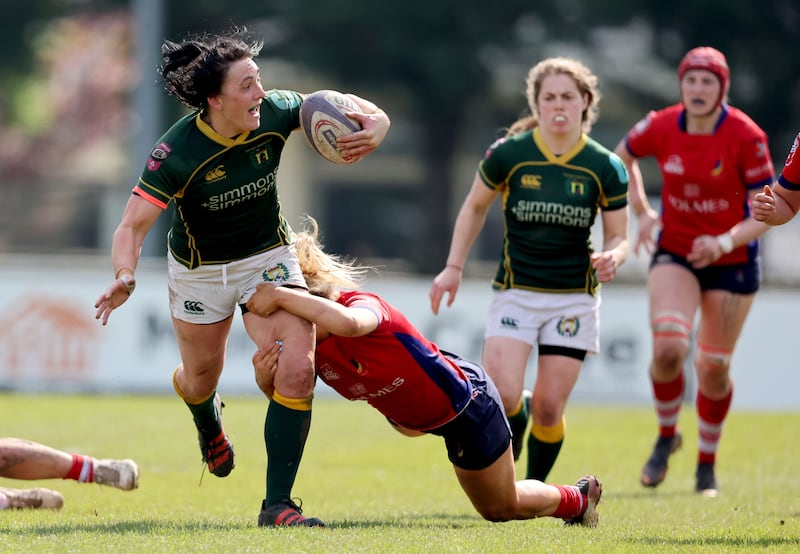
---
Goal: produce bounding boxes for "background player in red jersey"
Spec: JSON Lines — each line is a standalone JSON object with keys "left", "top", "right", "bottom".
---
{"left": 613, "top": 46, "right": 774, "bottom": 496}
{"left": 752, "top": 132, "right": 800, "bottom": 224}
{"left": 0, "top": 437, "right": 138, "bottom": 510}
{"left": 246, "top": 218, "right": 603, "bottom": 527}
{"left": 429, "top": 57, "right": 629, "bottom": 484}
{"left": 93, "top": 28, "right": 390, "bottom": 527}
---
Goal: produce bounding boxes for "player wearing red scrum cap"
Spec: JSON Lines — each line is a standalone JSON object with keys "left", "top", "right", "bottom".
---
{"left": 613, "top": 46, "right": 775, "bottom": 497}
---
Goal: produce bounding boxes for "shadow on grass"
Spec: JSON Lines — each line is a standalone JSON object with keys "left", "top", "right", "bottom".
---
{"left": 5, "top": 513, "right": 487, "bottom": 536}
{"left": 627, "top": 535, "right": 800, "bottom": 549}
{"left": 605, "top": 489, "right": 693, "bottom": 500}
{"left": 326, "top": 513, "right": 484, "bottom": 529}
{"left": 3, "top": 519, "right": 252, "bottom": 537}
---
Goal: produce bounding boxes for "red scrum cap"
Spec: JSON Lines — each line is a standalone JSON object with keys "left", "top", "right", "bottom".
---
{"left": 678, "top": 47, "right": 730, "bottom": 107}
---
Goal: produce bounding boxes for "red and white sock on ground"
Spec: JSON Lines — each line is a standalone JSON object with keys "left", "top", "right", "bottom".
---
{"left": 64, "top": 454, "right": 95, "bottom": 483}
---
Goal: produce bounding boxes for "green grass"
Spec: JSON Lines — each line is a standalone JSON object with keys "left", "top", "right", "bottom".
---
{"left": 1, "top": 393, "right": 798, "bottom": 553}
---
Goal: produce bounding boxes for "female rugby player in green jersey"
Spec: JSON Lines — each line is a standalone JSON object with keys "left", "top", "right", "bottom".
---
{"left": 430, "top": 57, "right": 629, "bottom": 482}
{"left": 94, "top": 28, "right": 390, "bottom": 527}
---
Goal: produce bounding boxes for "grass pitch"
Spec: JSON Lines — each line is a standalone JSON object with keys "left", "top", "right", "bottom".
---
{"left": 0, "top": 393, "right": 798, "bottom": 553}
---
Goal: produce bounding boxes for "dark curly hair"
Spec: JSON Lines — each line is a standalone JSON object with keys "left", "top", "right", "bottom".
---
{"left": 159, "top": 28, "right": 263, "bottom": 111}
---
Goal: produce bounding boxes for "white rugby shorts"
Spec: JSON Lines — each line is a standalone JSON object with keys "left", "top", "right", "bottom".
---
{"left": 484, "top": 288, "right": 601, "bottom": 354}
{"left": 167, "top": 245, "right": 306, "bottom": 324}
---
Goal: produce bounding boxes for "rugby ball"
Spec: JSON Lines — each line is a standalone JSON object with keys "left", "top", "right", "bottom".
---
{"left": 299, "top": 90, "right": 363, "bottom": 164}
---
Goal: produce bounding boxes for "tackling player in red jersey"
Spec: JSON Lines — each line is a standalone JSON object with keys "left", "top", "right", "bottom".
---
{"left": 614, "top": 46, "right": 774, "bottom": 497}
{"left": 246, "top": 218, "right": 603, "bottom": 527}
{"left": 752, "top": 131, "right": 800, "bottom": 224}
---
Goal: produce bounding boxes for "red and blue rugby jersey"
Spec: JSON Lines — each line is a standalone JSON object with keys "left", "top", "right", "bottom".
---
{"left": 626, "top": 103, "right": 774, "bottom": 265}
{"left": 315, "top": 291, "right": 473, "bottom": 431}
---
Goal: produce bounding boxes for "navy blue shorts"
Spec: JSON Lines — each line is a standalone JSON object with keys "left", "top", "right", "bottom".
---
{"left": 427, "top": 351, "right": 512, "bottom": 471}
{"left": 650, "top": 247, "right": 761, "bottom": 294}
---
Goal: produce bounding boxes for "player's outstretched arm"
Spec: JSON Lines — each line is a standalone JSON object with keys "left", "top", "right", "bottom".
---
{"left": 753, "top": 184, "right": 800, "bottom": 226}
{"left": 247, "top": 284, "right": 379, "bottom": 337}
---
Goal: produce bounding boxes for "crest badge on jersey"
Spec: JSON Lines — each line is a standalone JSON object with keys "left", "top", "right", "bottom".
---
{"left": 566, "top": 177, "right": 587, "bottom": 197}
{"left": 250, "top": 144, "right": 271, "bottom": 167}
{"left": 349, "top": 358, "right": 364, "bottom": 373}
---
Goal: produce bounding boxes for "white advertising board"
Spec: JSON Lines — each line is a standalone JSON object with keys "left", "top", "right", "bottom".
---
{"left": 0, "top": 256, "right": 796, "bottom": 411}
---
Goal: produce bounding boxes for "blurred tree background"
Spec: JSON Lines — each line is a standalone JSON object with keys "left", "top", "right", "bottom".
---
{"left": 0, "top": 0, "right": 797, "bottom": 275}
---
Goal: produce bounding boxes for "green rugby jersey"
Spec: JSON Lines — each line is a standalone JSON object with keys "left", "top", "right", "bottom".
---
{"left": 479, "top": 127, "right": 628, "bottom": 295}
{"left": 134, "top": 89, "right": 303, "bottom": 269}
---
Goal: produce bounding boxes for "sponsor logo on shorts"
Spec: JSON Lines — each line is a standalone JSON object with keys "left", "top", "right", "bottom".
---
{"left": 183, "top": 300, "right": 205, "bottom": 315}
{"left": 262, "top": 263, "right": 290, "bottom": 283}
{"left": 500, "top": 317, "right": 519, "bottom": 329}
{"left": 556, "top": 316, "right": 580, "bottom": 337}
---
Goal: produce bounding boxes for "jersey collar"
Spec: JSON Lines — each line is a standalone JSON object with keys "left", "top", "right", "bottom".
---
{"left": 195, "top": 113, "right": 252, "bottom": 146}
{"left": 678, "top": 103, "right": 730, "bottom": 133}
{"left": 533, "top": 127, "right": 587, "bottom": 163}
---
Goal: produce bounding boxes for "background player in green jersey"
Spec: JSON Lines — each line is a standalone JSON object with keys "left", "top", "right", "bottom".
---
{"left": 94, "top": 28, "right": 390, "bottom": 527}
{"left": 430, "top": 57, "right": 629, "bottom": 482}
